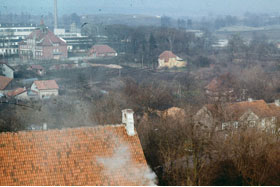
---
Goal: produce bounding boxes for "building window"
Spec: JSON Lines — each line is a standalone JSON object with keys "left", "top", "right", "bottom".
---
{"left": 233, "top": 121, "right": 239, "bottom": 128}
{"left": 222, "top": 123, "right": 229, "bottom": 130}
{"left": 249, "top": 121, "right": 256, "bottom": 127}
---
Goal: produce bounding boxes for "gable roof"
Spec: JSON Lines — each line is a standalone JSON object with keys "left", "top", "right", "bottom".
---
{"left": 30, "top": 65, "right": 44, "bottom": 70}
{"left": 26, "top": 28, "right": 66, "bottom": 46}
{"left": 205, "top": 73, "right": 235, "bottom": 92}
{"left": 0, "top": 76, "right": 12, "bottom": 90}
{"left": 6, "top": 87, "right": 27, "bottom": 97}
{"left": 34, "top": 80, "right": 59, "bottom": 90}
{"left": 89, "top": 45, "right": 116, "bottom": 55}
{"left": 268, "top": 102, "right": 280, "bottom": 117}
{"left": 0, "top": 62, "right": 15, "bottom": 71}
{"left": 159, "top": 51, "right": 177, "bottom": 62}
{"left": 205, "top": 100, "right": 274, "bottom": 121}
{"left": 0, "top": 126, "right": 155, "bottom": 186}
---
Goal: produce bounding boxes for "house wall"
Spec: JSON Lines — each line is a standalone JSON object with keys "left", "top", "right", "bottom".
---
{"left": 42, "top": 45, "right": 68, "bottom": 60}
{"left": 158, "top": 58, "right": 187, "bottom": 68}
{"left": 15, "top": 92, "right": 29, "bottom": 100}
{"left": 90, "top": 52, "right": 117, "bottom": 57}
{"left": 2, "top": 64, "right": 14, "bottom": 79}
{"left": 194, "top": 107, "right": 215, "bottom": 129}
{"left": 39, "top": 89, "right": 58, "bottom": 99}
{"left": 195, "top": 107, "right": 277, "bottom": 132}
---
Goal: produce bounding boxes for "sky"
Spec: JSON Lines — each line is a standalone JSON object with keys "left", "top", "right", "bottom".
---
{"left": 0, "top": 0, "right": 280, "bottom": 18}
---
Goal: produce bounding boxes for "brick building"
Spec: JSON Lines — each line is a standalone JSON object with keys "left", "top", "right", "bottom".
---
{"left": 19, "top": 22, "right": 67, "bottom": 60}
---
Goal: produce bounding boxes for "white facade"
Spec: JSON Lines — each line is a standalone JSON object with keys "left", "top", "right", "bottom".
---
{"left": 31, "top": 83, "right": 59, "bottom": 99}
{"left": 1, "top": 64, "right": 14, "bottom": 79}
{"left": 15, "top": 91, "right": 29, "bottom": 100}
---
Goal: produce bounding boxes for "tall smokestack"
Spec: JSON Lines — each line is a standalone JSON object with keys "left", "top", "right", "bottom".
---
{"left": 54, "top": 0, "right": 58, "bottom": 29}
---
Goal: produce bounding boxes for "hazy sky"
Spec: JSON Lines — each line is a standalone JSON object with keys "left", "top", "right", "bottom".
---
{"left": 0, "top": 0, "right": 280, "bottom": 17}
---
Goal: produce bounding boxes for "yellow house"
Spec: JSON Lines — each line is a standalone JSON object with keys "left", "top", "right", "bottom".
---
{"left": 158, "top": 51, "right": 187, "bottom": 69}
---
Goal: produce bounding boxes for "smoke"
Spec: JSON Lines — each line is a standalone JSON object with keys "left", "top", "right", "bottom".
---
{"left": 97, "top": 143, "right": 157, "bottom": 186}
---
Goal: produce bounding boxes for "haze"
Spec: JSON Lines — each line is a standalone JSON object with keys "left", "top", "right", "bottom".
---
{"left": 0, "top": 0, "right": 280, "bottom": 17}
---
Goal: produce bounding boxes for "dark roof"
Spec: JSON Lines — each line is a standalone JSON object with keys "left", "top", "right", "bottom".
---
{"left": 0, "top": 126, "right": 155, "bottom": 186}
{"left": 0, "top": 62, "right": 15, "bottom": 71}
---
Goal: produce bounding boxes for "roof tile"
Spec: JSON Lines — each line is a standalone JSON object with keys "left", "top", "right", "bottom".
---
{"left": 0, "top": 126, "right": 155, "bottom": 186}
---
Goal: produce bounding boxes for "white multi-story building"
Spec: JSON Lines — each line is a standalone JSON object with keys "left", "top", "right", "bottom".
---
{"left": 0, "top": 23, "right": 37, "bottom": 56}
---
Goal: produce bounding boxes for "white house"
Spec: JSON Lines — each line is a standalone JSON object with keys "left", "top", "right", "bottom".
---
{"left": 0, "top": 63, "right": 14, "bottom": 79}
{"left": 31, "top": 80, "right": 59, "bottom": 99}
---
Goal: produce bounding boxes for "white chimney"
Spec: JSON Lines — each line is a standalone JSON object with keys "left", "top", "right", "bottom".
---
{"left": 122, "top": 109, "right": 135, "bottom": 136}
{"left": 248, "top": 98, "right": 253, "bottom": 102}
{"left": 275, "top": 100, "right": 280, "bottom": 107}
{"left": 43, "top": 123, "right": 48, "bottom": 130}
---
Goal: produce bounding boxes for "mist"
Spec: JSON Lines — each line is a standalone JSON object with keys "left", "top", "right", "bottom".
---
{"left": 1, "top": 0, "right": 280, "bottom": 17}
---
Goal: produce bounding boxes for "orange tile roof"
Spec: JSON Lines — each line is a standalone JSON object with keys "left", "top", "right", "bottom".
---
{"left": 89, "top": 45, "right": 116, "bottom": 55}
{"left": 268, "top": 103, "right": 280, "bottom": 117}
{"left": 159, "top": 51, "right": 177, "bottom": 62}
{"left": 30, "top": 65, "right": 44, "bottom": 70}
{"left": 34, "top": 80, "right": 59, "bottom": 90}
{"left": 206, "top": 100, "right": 275, "bottom": 121}
{"left": 0, "top": 126, "right": 155, "bottom": 186}
{"left": 7, "top": 87, "right": 26, "bottom": 97}
{"left": 205, "top": 73, "right": 235, "bottom": 92}
{"left": 0, "top": 76, "right": 12, "bottom": 90}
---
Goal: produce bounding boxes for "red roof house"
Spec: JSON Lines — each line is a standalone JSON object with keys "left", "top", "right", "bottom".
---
{"left": 0, "top": 109, "right": 156, "bottom": 186}
{"left": 31, "top": 80, "right": 59, "bottom": 99}
{"left": 159, "top": 51, "right": 177, "bottom": 63}
{"left": 89, "top": 45, "right": 117, "bottom": 57}
{"left": 19, "top": 22, "right": 68, "bottom": 60}
{"left": 6, "top": 87, "right": 28, "bottom": 100}
{"left": 28, "top": 65, "right": 46, "bottom": 76}
{"left": 158, "top": 51, "right": 187, "bottom": 68}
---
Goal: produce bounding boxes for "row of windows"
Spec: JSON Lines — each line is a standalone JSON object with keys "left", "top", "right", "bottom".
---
{"left": 0, "top": 29, "right": 34, "bottom": 32}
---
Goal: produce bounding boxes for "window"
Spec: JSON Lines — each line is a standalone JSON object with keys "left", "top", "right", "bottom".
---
{"left": 249, "top": 121, "right": 256, "bottom": 127}
{"left": 233, "top": 121, "right": 239, "bottom": 128}
{"left": 222, "top": 123, "right": 229, "bottom": 130}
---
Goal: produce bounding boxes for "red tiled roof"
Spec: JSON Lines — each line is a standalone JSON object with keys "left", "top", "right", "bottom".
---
{"left": 26, "top": 28, "right": 66, "bottom": 46}
{"left": 0, "top": 126, "right": 155, "bottom": 186}
{"left": 89, "top": 45, "right": 116, "bottom": 55}
{"left": 205, "top": 73, "right": 235, "bottom": 92}
{"left": 206, "top": 100, "right": 274, "bottom": 121}
{"left": 159, "top": 51, "right": 177, "bottom": 62}
{"left": 0, "top": 76, "right": 12, "bottom": 90}
{"left": 268, "top": 103, "right": 280, "bottom": 117}
{"left": 34, "top": 80, "right": 59, "bottom": 90}
{"left": 30, "top": 65, "right": 44, "bottom": 70}
{"left": 7, "top": 88, "right": 26, "bottom": 97}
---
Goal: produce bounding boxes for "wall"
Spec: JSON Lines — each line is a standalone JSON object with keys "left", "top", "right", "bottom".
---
{"left": 39, "top": 89, "right": 58, "bottom": 99}
{"left": 158, "top": 57, "right": 187, "bottom": 68}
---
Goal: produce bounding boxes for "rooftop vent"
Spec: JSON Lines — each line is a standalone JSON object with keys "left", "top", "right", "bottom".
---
{"left": 122, "top": 109, "right": 135, "bottom": 136}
